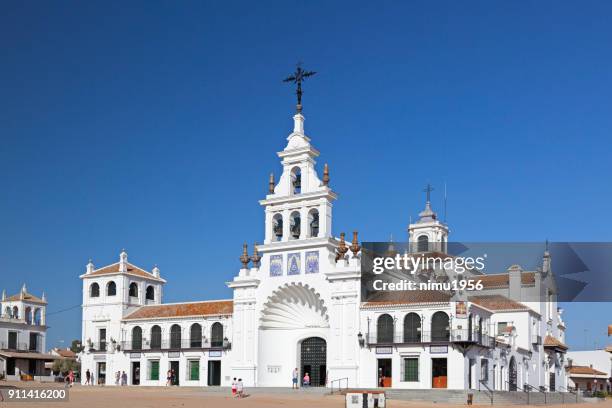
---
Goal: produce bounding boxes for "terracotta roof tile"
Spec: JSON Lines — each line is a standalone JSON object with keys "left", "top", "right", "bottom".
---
{"left": 477, "top": 272, "right": 535, "bottom": 288}
{"left": 86, "top": 262, "right": 164, "bottom": 282}
{"left": 5, "top": 292, "right": 46, "bottom": 304}
{"left": 567, "top": 365, "right": 607, "bottom": 376}
{"left": 605, "top": 345, "right": 612, "bottom": 353}
{"left": 362, "top": 290, "right": 451, "bottom": 308}
{"left": 52, "top": 348, "right": 77, "bottom": 358}
{"left": 123, "top": 300, "right": 233, "bottom": 320}
{"left": 469, "top": 295, "right": 529, "bottom": 312}
{"left": 544, "top": 335, "right": 568, "bottom": 350}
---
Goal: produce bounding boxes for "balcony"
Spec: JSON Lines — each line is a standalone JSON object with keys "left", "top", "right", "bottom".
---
{"left": 366, "top": 329, "right": 494, "bottom": 348}
{"left": 120, "top": 338, "right": 232, "bottom": 353}
{"left": 0, "top": 341, "right": 42, "bottom": 353}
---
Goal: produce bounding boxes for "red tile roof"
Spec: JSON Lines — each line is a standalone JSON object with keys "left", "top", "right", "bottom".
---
{"left": 362, "top": 290, "right": 451, "bottom": 308}
{"left": 123, "top": 300, "right": 233, "bottom": 320}
{"left": 86, "top": 262, "right": 164, "bottom": 282}
{"left": 5, "top": 292, "right": 46, "bottom": 304}
{"left": 544, "top": 335, "right": 568, "bottom": 350}
{"left": 477, "top": 272, "right": 536, "bottom": 288}
{"left": 567, "top": 365, "right": 607, "bottom": 376}
{"left": 469, "top": 295, "right": 530, "bottom": 312}
{"left": 52, "top": 348, "right": 77, "bottom": 359}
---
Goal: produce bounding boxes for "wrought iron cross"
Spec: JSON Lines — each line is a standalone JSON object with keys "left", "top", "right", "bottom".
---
{"left": 423, "top": 183, "right": 434, "bottom": 203}
{"left": 283, "top": 63, "right": 316, "bottom": 113}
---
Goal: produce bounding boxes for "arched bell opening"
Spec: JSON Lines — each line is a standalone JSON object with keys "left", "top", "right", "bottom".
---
{"left": 308, "top": 208, "right": 319, "bottom": 238}
{"left": 290, "top": 211, "right": 301, "bottom": 240}
{"left": 290, "top": 167, "right": 302, "bottom": 195}
{"left": 272, "top": 214, "right": 283, "bottom": 241}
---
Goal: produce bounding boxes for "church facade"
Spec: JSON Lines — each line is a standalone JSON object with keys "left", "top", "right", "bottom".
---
{"left": 79, "top": 107, "right": 567, "bottom": 391}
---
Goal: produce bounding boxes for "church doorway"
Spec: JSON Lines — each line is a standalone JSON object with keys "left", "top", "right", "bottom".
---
{"left": 207, "top": 360, "right": 221, "bottom": 386}
{"left": 170, "top": 361, "right": 180, "bottom": 385}
{"left": 377, "top": 359, "right": 392, "bottom": 387}
{"left": 300, "top": 337, "right": 327, "bottom": 387}
{"left": 432, "top": 358, "right": 447, "bottom": 388}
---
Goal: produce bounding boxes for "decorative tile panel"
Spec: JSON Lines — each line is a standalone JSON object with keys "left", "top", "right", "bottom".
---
{"left": 305, "top": 251, "right": 319, "bottom": 274}
{"left": 287, "top": 253, "right": 301, "bottom": 275}
{"left": 270, "top": 255, "right": 283, "bottom": 277}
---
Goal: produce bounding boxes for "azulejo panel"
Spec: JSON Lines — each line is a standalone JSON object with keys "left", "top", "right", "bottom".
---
{"left": 305, "top": 251, "right": 319, "bottom": 274}
{"left": 270, "top": 255, "right": 283, "bottom": 277}
{"left": 287, "top": 253, "right": 301, "bottom": 275}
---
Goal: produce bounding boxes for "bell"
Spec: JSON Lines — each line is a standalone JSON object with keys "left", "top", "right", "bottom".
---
{"left": 291, "top": 217, "right": 301, "bottom": 238}
{"left": 293, "top": 173, "right": 301, "bottom": 191}
{"left": 273, "top": 219, "right": 283, "bottom": 237}
{"left": 310, "top": 213, "right": 319, "bottom": 237}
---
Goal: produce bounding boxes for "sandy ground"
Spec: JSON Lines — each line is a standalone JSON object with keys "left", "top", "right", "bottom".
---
{"left": 1, "top": 383, "right": 611, "bottom": 408}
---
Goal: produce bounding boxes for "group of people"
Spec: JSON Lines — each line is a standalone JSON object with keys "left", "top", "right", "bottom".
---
{"left": 292, "top": 368, "right": 310, "bottom": 388}
{"left": 166, "top": 369, "right": 177, "bottom": 386}
{"left": 231, "top": 378, "right": 245, "bottom": 398}
{"left": 115, "top": 371, "right": 128, "bottom": 386}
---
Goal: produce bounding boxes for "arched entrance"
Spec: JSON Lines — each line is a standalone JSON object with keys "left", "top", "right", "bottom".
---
{"left": 300, "top": 337, "right": 327, "bottom": 387}
{"left": 509, "top": 357, "right": 517, "bottom": 391}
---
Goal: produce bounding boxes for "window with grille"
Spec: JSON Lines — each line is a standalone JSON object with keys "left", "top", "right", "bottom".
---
{"left": 402, "top": 358, "right": 419, "bottom": 382}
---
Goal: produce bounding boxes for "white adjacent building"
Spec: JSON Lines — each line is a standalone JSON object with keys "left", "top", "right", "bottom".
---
{"left": 79, "top": 106, "right": 567, "bottom": 391}
{"left": 0, "top": 285, "right": 56, "bottom": 381}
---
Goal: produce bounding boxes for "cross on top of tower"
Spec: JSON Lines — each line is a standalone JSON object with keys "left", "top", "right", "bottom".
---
{"left": 423, "top": 183, "right": 434, "bottom": 204}
{"left": 283, "top": 62, "right": 316, "bottom": 114}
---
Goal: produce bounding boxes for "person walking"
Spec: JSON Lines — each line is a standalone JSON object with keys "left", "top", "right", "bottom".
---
{"left": 85, "top": 369, "right": 91, "bottom": 385}
{"left": 166, "top": 369, "right": 172, "bottom": 386}
{"left": 237, "top": 378, "right": 244, "bottom": 398}
{"left": 292, "top": 368, "right": 299, "bottom": 389}
{"left": 231, "top": 378, "right": 237, "bottom": 397}
{"left": 121, "top": 371, "right": 127, "bottom": 386}
{"left": 171, "top": 369, "right": 176, "bottom": 386}
{"left": 68, "top": 370, "right": 74, "bottom": 387}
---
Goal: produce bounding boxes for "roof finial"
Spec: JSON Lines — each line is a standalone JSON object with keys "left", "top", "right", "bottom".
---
{"left": 86, "top": 258, "right": 94, "bottom": 274}
{"left": 335, "top": 232, "right": 348, "bottom": 262}
{"left": 119, "top": 249, "right": 128, "bottom": 272}
{"left": 1, "top": 289, "right": 6, "bottom": 301}
{"left": 283, "top": 62, "right": 317, "bottom": 114}
{"left": 269, "top": 173, "right": 275, "bottom": 194}
{"left": 323, "top": 163, "right": 330, "bottom": 186}
{"left": 424, "top": 183, "right": 434, "bottom": 204}
{"left": 41, "top": 291, "right": 46, "bottom": 302}
{"left": 152, "top": 264, "right": 160, "bottom": 278}
{"left": 250, "top": 243, "right": 261, "bottom": 268}
{"left": 240, "top": 243, "right": 250, "bottom": 269}
{"left": 350, "top": 231, "right": 361, "bottom": 255}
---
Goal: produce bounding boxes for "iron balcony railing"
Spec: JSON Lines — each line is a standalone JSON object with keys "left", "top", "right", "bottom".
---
{"left": 120, "top": 338, "right": 231, "bottom": 352}
{"left": 0, "top": 341, "right": 42, "bottom": 352}
{"left": 366, "top": 329, "right": 494, "bottom": 348}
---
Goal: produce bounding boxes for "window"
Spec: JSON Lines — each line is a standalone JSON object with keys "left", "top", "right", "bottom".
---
{"left": 497, "top": 322, "right": 509, "bottom": 335}
{"left": 308, "top": 209, "right": 319, "bottom": 237}
{"left": 25, "top": 307, "right": 32, "bottom": 324}
{"left": 190, "top": 323, "right": 202, "bottom": 348}
{"left": 188, "top": 360, "right": 200, "bottom": 381}
{"left": 417, "top": 235, "right": 429, "bottom": 252}
{"left": 377, "top": 314, "right": 394, "bottom": 343}
{"left": 481, "top": 359, "right": 489, "bottom": 382}
{"left": 150, "top": 325, "right": 162, "bottom": 349}
{"left": 90, "top": 283, "right": 100, "bottom": 298}
{"left": 431, "top": 311, "right": 449, "bottom": 341}
{"left": 149, "top": 360, "right": 160, "bottom": 381}
{"left": 290, "top": 211, "right": 301, "bottom": 239}
{"left": 29, "top": 333, "right": 38, "bottom": 351}
{"left": 99, "top": 328, "right": 107, "bottom": 351}
{"left": 170, "top": 324, "right": 181, "bottom": 349}
{"left": 132, "top": 326, "right": 143, "bottom": 350}
{"left": 403, "top": 313, "right": 421, "bottom": 343}
{"left": 211, "top": 322, "right": 223, "bottom": 347}
{"left": 291, "top": 167, "right": 301, "bottom": 195}
{"left": 33, "top": 308, "right": 41, "bottom": 325}
{"left": 402, "top": 358, "right": 419, "bottom": 382}
{"left": 129, "top": 282, "right": 138, "bottom": 298}
{"left": 146, "top": 285, "right": 155, "bottom": 301}
{"left": 272, "top": 214, "right": 283, "bottom": 241}
{"left": 107, "top": 281, "right": 116, "bottom": 296}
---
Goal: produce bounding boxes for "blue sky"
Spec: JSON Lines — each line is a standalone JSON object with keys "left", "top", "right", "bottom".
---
{"left": 1, "top": 1, "right": 611, "bottom": 350}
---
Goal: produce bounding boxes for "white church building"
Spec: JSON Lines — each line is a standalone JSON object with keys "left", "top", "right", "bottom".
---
{"left": 80, "top": 105, "right": 567, "bottom": 391}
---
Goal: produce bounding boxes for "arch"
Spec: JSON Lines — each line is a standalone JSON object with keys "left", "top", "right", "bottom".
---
{"left": 170, "top": 324, "right": 181, "bottom": 349}
{"left": 260, "top": 283, "right": 329, "bottom": 330}
{"left": 377, "top": 314, "right": 394, "bottom": 343}
{"left": 190, "top": 323, "right": 202, "bottom": 348}
{"left": 300, "top": 337, "right": 327, "bottom": 387}
{"left": 90, "top": 282, "right": 100, "bottom": 298}
{"left": 308, "top": 208, "right": 319, "bottom": 238}
{"left": 25, "top": 306, "right": 32, "bottom": 324}
{"left": 431, "top": 311, "right": 449, "bottom": 341}
{"left": 150, "top": 325, "right": 162, "bottom": 349}
{"left": 272, "top": 213, "right": 283, "bottom": 241}
{"left": 417, "top": 235, "right": 429, "bottom": 252}
{"left": 509, "top": 357, "right": 518, "bottom": 391}
{"left": 128, "top": 282, "right": 138, "bottom": 298}
{"left": 4, "top": 306, "right": 10, "bottom": 318}
{"left": 145, "top": 285, "right": 155, "bottom": 301}
{"left": 12, "top": 306, "right": 19, "bottom": 319}
{"left": 403, "top": 312, "right": 421, "bottom": 343}
{"left": 106, "top": 281, "right": 116, "bottom": 296}
{"left": 211, "top": 322, "right": 223, "bottom": 348}
{"left": 290, "top": 166, "right": 302, "bottom": 195}
{"left": 33, "top": 308, "right": 42, "bottom": 325}
{"left": 131, "top": 326, "right": 142, "bottom": 350}
{"left": 290, "top": 211, "right": 301, "bottom": 239}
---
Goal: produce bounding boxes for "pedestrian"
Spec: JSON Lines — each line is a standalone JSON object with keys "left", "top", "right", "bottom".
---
{"left": 121, "top": 371, "right": 127, "bottom": 386}
{"left": 115, "top": 371, "right": 120, "bottom": 386}
{"left": 237, "top": 378, "right": 244, "bottom": 398}
{"left": 68, "top": 370, "right": 74, "bottom": 387}
{"left": 171, "top": 369, "right": 176, "bottom": 386}
{"left": 303, "top": 372, "right": 310, "bottom": 388}
{"left": 292, "top": 368, "right": 298, "bottom": 389}
{"left": 231, "top": 377, "right": 237, "bottom": 397}
{"left": 85, "top": 369, "right": 91, "bottom": 385}
{"left": 166, "top": 369, "right": 172, "bottom": 386}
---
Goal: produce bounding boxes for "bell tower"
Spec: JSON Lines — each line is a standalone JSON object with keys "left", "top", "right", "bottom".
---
{"left": 408, "top": 184, "right": 449, "bottom": 253}
{"left": 261, "top": 112, "right": 336, "bottom": 244}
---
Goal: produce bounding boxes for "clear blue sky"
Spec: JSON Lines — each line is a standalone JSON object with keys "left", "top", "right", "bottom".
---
{"left": 1, "top": 1, "right": 611, "bottom": 351}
